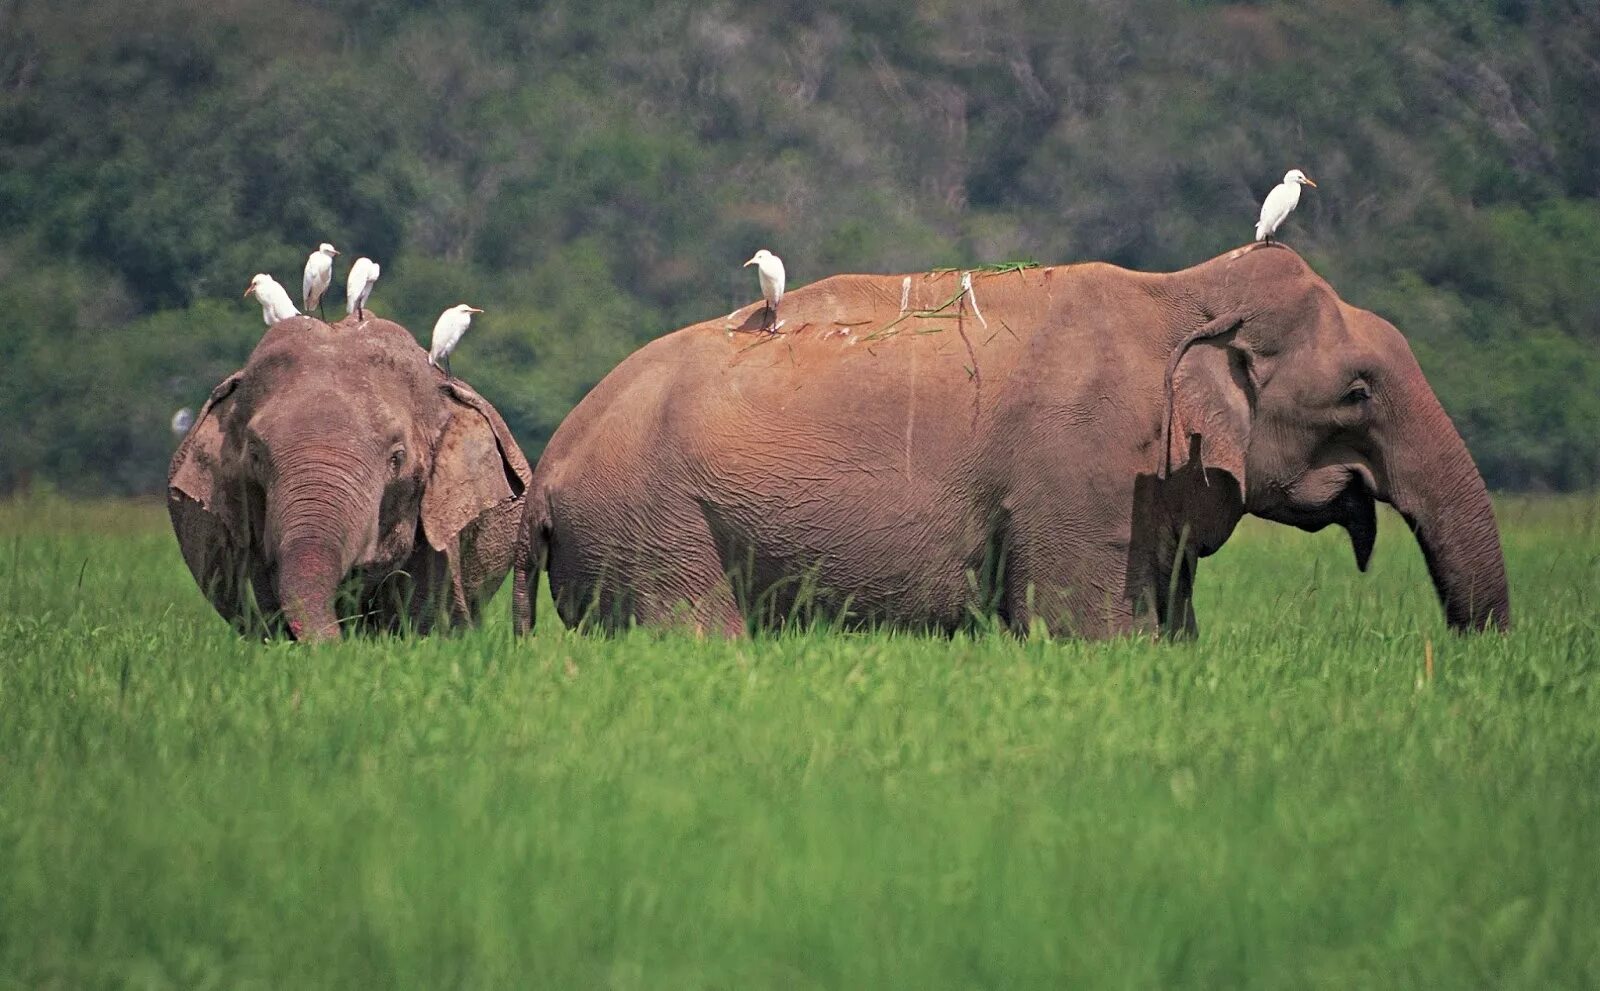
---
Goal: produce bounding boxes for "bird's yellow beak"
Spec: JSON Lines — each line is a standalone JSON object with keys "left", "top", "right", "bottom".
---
{"left": 242, "top": 285, "right": 255, "bottom": 298}
{"left": 743, "top": 257, "right": 757, "bottom": 267}
{"left": 331, "top": 248, "right": 340, "bottom": 255}
{"left": 468, "top": 307, "right": 484, "bottom": 314}
{"left": 1303, "top": 177, "right": 1317, "bottom": 188}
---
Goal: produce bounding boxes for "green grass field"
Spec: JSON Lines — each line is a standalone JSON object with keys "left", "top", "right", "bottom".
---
{"left": 2, "top": 496, "right": 1597, "bottom": 988}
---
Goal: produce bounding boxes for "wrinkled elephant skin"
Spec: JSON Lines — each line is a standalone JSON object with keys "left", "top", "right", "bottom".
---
{"left": 515, "top": 244, "right": 1509, "bottom": 639}
{"left": 170, "top": 315, "right": 530, "bottom": 640}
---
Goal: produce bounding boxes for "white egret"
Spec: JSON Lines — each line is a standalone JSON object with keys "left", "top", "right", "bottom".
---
{"left": 743, "top": 249, "right": 786, "bottom": 331}
{"left": 346, "top": 256, "right": 381, "bottom": 319}
{"left": 1255, "top": 169, "right": 1317, "bottom": 243}
{"left": 429, "top": 303, "right": 483, "bottom": 379}
{"left": 243, "top": 273, "right": 299, "bottom": 325}
{"left": 171, "top": 407, "right": 195, "bottom": 437}
{"left": 302, "top": 242, "right": 339, "bottom": 319}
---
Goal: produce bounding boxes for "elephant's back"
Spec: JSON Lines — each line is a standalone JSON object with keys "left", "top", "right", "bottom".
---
{"left": 533, "top": 263, "right": 1164, "bottom": 497}
{"left": 538, "top": 270, "right": 1031, "bottom": 457}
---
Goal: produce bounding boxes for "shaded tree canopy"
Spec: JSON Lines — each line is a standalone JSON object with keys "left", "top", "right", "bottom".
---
{"left": 1, "top": 0, "right": 1596, "bottom": 493}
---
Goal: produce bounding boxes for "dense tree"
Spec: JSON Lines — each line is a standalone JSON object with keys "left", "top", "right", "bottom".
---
{"left": 1, "top": 0, "right": 1596, "bottom": 493}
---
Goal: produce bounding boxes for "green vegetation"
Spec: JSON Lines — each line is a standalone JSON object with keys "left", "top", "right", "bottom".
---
{"left": 3, "top": 1, "right": 1598, "bottom": 494}
{"left": 2, "top": 496, "right": 1597, "bottom": 986}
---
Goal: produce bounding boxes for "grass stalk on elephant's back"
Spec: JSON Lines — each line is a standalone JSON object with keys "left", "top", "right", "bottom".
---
{"left": 1, "top": 494, "right": 1597, "bottom": 987}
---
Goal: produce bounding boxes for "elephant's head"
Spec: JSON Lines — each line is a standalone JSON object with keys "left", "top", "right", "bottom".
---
{"left": 168, "top": 316, "right": 528, "bottom": 640}
{"left": 1162, "top": 243, "right": 1510, "bottom": 631}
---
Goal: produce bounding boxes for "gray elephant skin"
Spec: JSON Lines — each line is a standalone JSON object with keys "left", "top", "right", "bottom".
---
{"left": 169, "top": 315, "right": 530, "bottom": 641}
{"left": 513, "top": 243, "right": 1510, "bottom": 638}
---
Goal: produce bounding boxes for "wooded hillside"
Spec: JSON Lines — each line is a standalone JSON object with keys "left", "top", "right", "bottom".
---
{"left": 2, "top": 0, "right": 1596, "bottom": 492}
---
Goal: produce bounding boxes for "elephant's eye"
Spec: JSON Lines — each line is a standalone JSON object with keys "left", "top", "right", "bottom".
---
{"left": 389, "top": 446, "right": 407, "bottom": 473}
{"left": 1341, "top": 380, "right": 1372, "bottom": 405}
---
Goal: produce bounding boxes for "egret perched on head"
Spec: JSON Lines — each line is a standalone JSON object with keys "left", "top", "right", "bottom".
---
{"left": 243, "top": 273, "right": 299, "bottom": 325}
{"left": 302, "top": 242, "right": 339, "bottom": 319}
{"left": 1255, "top": 169, "right": 1317, "bottom": 243}
{"left": 171, "top": 407, "right": 195, "bottom": 437}
{"left": 743, "top": 249, "right": 786, "bottom": 332}
{"left": 346, "top": 256, "right": 380, "bottom": 320}
{"left": 428, "top": 304, "right": 483, "bottom": 379}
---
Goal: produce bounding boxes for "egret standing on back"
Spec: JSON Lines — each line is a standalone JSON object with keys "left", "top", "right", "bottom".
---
{"left": 243, "top": 273, "right": 299, "bottom": 325}
{"left": 743, "top": 249, "right": 786, "bottom": 332}
{"left": 346, "top": 256, "right": 380, "bottom": 320}
{"left": 302, "top": 242, "right": 339, "bottom": 319}
{"left": 429, "top": 303, "right": 483, "bottom": 379}
{"left": 1255, "top": 169, "right": 1317, "bottom": 243}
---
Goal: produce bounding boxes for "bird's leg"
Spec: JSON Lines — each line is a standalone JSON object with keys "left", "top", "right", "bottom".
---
{"left": 441, "top": 355, "right": 452, "bottom": 380}
{"left": 317, "top": 302, "right": 325, "bottom": 322}
{"left": 766, "top": 301, "right": 780, "bottom": 333}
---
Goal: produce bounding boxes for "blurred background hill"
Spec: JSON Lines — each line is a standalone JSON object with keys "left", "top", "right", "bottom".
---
{"left": 1, "top": 0, "right": 1596, "bottom": 494}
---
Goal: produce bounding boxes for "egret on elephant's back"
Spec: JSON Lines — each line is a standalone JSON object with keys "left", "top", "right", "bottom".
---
{"left": 429, "top": 304, "right": 482, "bottom": 379}
{"left": 743, "top": 249, "right": 786, "bottom": 332}
{"left": 1255, "top": 169, "right": 1317, "bottom": 242}
{"left": 302, "top": 242, "right": 339, "bottom": 319}
{"left": 243, "top": 273, "right": 298, "bottom": 325}
{"left": 346, "top": 256, "right": 380, "bottom": 319}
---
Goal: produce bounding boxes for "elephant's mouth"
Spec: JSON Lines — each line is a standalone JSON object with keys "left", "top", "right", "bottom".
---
{"left": 1256, "top": 465, "right": 1380, "bottom": 571}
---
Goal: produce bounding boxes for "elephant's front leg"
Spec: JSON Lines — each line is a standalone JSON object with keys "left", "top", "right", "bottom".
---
{"left": 1130, "top": 545, "right": 1199, "bottom": 639}
{"left": 1000, "top": 531, "right": 1144, "bottom": 638}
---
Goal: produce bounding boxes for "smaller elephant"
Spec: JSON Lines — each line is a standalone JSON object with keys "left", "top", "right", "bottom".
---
{"left": 169, "top": 314, "right": 530, "bottom": 640}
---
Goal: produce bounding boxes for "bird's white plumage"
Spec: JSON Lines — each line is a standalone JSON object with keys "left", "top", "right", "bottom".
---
{"left": 171, "top": 407, "right": 195, "bottom": 437}
{"left": 1255, "top": 169, "right": 1316, "bottom": 242}
{"left": 429, "top": 304, "right": 482, "bottom": 370}
{"left": 346, "top": 256, "right": 380, "bottom": 317}
{"left": 302, "top": 242, "right": 338, "bottom": 312}
{"left": 244, "top": 273, "right": 299, "bottom": 325}
{"left": 744, "top": 249, "right": 785, "bottom": 306}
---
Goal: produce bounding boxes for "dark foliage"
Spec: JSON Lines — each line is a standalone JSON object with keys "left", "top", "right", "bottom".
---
{"left": 1, "top": 0, "right": 1596, "bottom": 493}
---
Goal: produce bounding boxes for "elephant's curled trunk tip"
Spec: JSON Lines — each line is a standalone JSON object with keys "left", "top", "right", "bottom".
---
{"left": 277, "top": 540, "right": 345, "bottom": 642}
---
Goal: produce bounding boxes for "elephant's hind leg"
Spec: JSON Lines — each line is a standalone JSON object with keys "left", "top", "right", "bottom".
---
{"left": 639, "top": 579, "right": 746, "bottom": 638}
{"left": 549, "top": 521, "right": 748, "bottom": 636}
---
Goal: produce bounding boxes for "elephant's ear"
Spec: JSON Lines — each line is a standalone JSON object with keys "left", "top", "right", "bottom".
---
{"left": 421, "top": 382, "right": 531, "bottom": 606}
{"left": 168, "top": 372, "right": 248, "bottom": 617}
{"left": 1160, "top": 314, "right": 1251, "bottom": 490}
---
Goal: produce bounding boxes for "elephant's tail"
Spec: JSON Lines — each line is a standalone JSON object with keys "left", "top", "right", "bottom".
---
{"left": 512, "top": 492, "right": 550, "bottom": 636}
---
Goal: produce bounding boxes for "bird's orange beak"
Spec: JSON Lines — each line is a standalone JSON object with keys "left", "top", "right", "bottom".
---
{"left": 1303, "top": 177, "right": 1317, "bottom": 188}
{"left": 331, "top": 248, "right": 340, "bottom": 255}
{"left": 468, "top": 307, "right": 484, "bottom": 314}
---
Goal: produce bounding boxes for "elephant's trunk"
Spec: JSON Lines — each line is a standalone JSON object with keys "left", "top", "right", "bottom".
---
{"left": 1385, "top": 385, "right": 1511, "bottom": 632}
{"left": 277, "top": 540, "right": 344, "bottom": 641}
{"left": 265, "top": 460, "right": 374, "bottom": 642}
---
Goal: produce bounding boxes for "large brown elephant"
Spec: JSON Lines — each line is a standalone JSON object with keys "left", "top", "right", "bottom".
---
{"left": 170, "top": 315, "right": 530, "bottom": 641}
{"left": 513, "top": 244, "right": 1509, "bottom": 638}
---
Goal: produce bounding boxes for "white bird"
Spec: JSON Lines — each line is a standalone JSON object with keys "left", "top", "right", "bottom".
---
{"left": 302, "top": 242, "right": 339, "bottom": 319}
{"left": 170, "top": 407, "right": 195, "bottom": 437}
{"left": 243, "top": 273, "right": 299, "bottom": 325}
{"left": 346, "top": 256, "right": 380, "bottom": 319}
{"left": 429, "top": 303, "right": 483, "bottom": 378}
{"left": 1255, "top": 168, "right": 1317, "bottom": 243}
{"left": 743, "top": 249, "right": 786, "bottom": 331}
